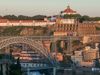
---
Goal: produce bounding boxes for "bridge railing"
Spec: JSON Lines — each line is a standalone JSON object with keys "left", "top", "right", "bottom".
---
{"left": 0, "top": 36, "right": 81, "bottom": 40}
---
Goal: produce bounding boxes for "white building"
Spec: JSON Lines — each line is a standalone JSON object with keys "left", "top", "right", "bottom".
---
{"left": 0, "top": 19, "right": 55, "bottom": 27}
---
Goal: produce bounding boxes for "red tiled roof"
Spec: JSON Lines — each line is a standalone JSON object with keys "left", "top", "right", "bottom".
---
{"left": 63, "top": 6, "right": 76, "bottom": 14}
{"left": 9, "top": 20, "right": 20, "bottom": 23}
{"left": 0, "top": 19, "right": 47, "bottom": 23}
{"left": 21, "top": 20, "right": 33, "bottom": 23}
{"left": 35, "top": 20, "right": 47, "bottom": 22}
{"left": 0, "top": 19, "right": 8, "bottom": 23}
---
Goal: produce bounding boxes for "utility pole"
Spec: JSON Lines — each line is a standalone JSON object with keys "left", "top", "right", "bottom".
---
{"left": 67, "top": 36, "right": 72, "bottom": 55}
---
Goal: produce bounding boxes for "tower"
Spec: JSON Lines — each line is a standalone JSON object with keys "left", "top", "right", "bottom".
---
{"left": 54, "top": 5, "right": 78, "bottom": 36}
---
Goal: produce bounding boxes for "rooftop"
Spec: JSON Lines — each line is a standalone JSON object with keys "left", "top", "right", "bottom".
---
{"left": 63, "top": 6, "right": 77, "bottom": 14}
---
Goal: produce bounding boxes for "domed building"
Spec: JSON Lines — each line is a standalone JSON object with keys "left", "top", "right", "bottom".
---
{"left": 54, "top": 5, "right": 78, "bottom": 36}
{"left": 61, "top": 5, "right": 77, "bottom": 15}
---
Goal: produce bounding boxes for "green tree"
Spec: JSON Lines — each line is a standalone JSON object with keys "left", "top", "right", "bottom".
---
{"left": 56, "top": 40, "right": 63, "bottom": 53}
{"left": 96, "top": 27, "right": 100, "bottom": 31}
{"left": 72, "top": 40, "right": 81, "bottom": 46}
{"left": 18, "top": 15, "right": 30, "bottom": 20}
{"left": 63, "top": 14, "right": 81, "bottom": 19}
{"left": 60, "top": 56, "right": 73, "bottom": 67}
{"left": 79, "top": 15, "right": 90, "bottom": 23}
{"left": 94, "top": 59, "right": 100, "bottom": 68}
{"left": 32, "top": 15, "right": 46, "bottom": 20}
{"left": 3, "top": 15, "right": 17, "bottom": 20}
{"left": 9, "top": 58, "right": 22, "bottom": 75}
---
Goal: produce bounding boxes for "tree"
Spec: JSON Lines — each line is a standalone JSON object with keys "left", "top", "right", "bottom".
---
{"left": 56, "top": 40, "right": 63, "bottom": 53}
{"left": 16, "top": 57, "right": 21, "bottom": 70}
{"left": 18, "top": 15, "right": 30, "bottom": 20}
{"left": 96, "top": 27, "right": 100, "bottom": 31}
{"left": 32, "top": 15, "right": 46, "bottom": 20}
{"left": 72, "top": 40, "right": 81, "bottom": 47}
{"left": 98, "top": 43, "right": 100, "bottom": 59}
{"left": 9, "top": 58, "right": 22, "bottom": 75}
{"left": 0, "top": 15, "right": 3, "bottom": 19}
{"left": 50, "top": 42, "right": 56, "bottom": 52}
{"left": 94, "top": 59, "right": 100, "bottom": 68}
{"left": 60, "top": 56, "right": 73, "bottom": 67}
{"left": 3, "top": 15, "right": 17, "bottom": 20}
{"left": 3, "top": 14, "right": 47, "bottom": 20}
{"left": 79, "top": 15, "right": 90, "bottom": 23}
{"left": 63, "top": 14, "right": 81, "bottom": 19}
{"left": 90, "top": 17, "right": 100, "bottom": 21}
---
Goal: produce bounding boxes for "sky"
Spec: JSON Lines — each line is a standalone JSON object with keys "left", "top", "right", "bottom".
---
{"left": 0, "top": 0, "right": 100, "bottom": 17}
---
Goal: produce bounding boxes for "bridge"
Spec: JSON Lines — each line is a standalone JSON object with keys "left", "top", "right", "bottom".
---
{"left": 0, "top": 36, "right": 80, "bottom": 53}
{"left": 0, "top": 36, "right": 81, "bottom": 75}
{"left": 0, "top": 35, "right": 100, "bottom": 75}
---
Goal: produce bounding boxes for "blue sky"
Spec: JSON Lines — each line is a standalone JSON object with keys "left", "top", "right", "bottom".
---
{"left": 0, "top": 0, "right": 100, "bottom": 16}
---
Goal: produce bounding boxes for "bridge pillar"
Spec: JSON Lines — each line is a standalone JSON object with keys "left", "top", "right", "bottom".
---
{"left": 53, "top": 67, "right": 56, "bottom": 75}
{"left": 0, "top": 64, "right": 7, "bottom": 75}
{"left": 0, "top": 63, "right": 9, "bottom": 75}
{"left": 66, "top": 37, "right": 73, "bottom": 55}
{"left": 3, "top": 64, "right": 6, "bottom": 75}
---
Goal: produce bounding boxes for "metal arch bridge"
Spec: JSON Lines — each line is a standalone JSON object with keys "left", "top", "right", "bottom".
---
{"left": 0, "top": 36, "right": 80, "bottom": 66}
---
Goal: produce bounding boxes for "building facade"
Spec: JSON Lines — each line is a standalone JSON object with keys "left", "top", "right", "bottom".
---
{"left": 54, "top": 6, "right": 78, "bottom": 36}
{"left": 0, "top": 19, "right": 55, "bottom": 27}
